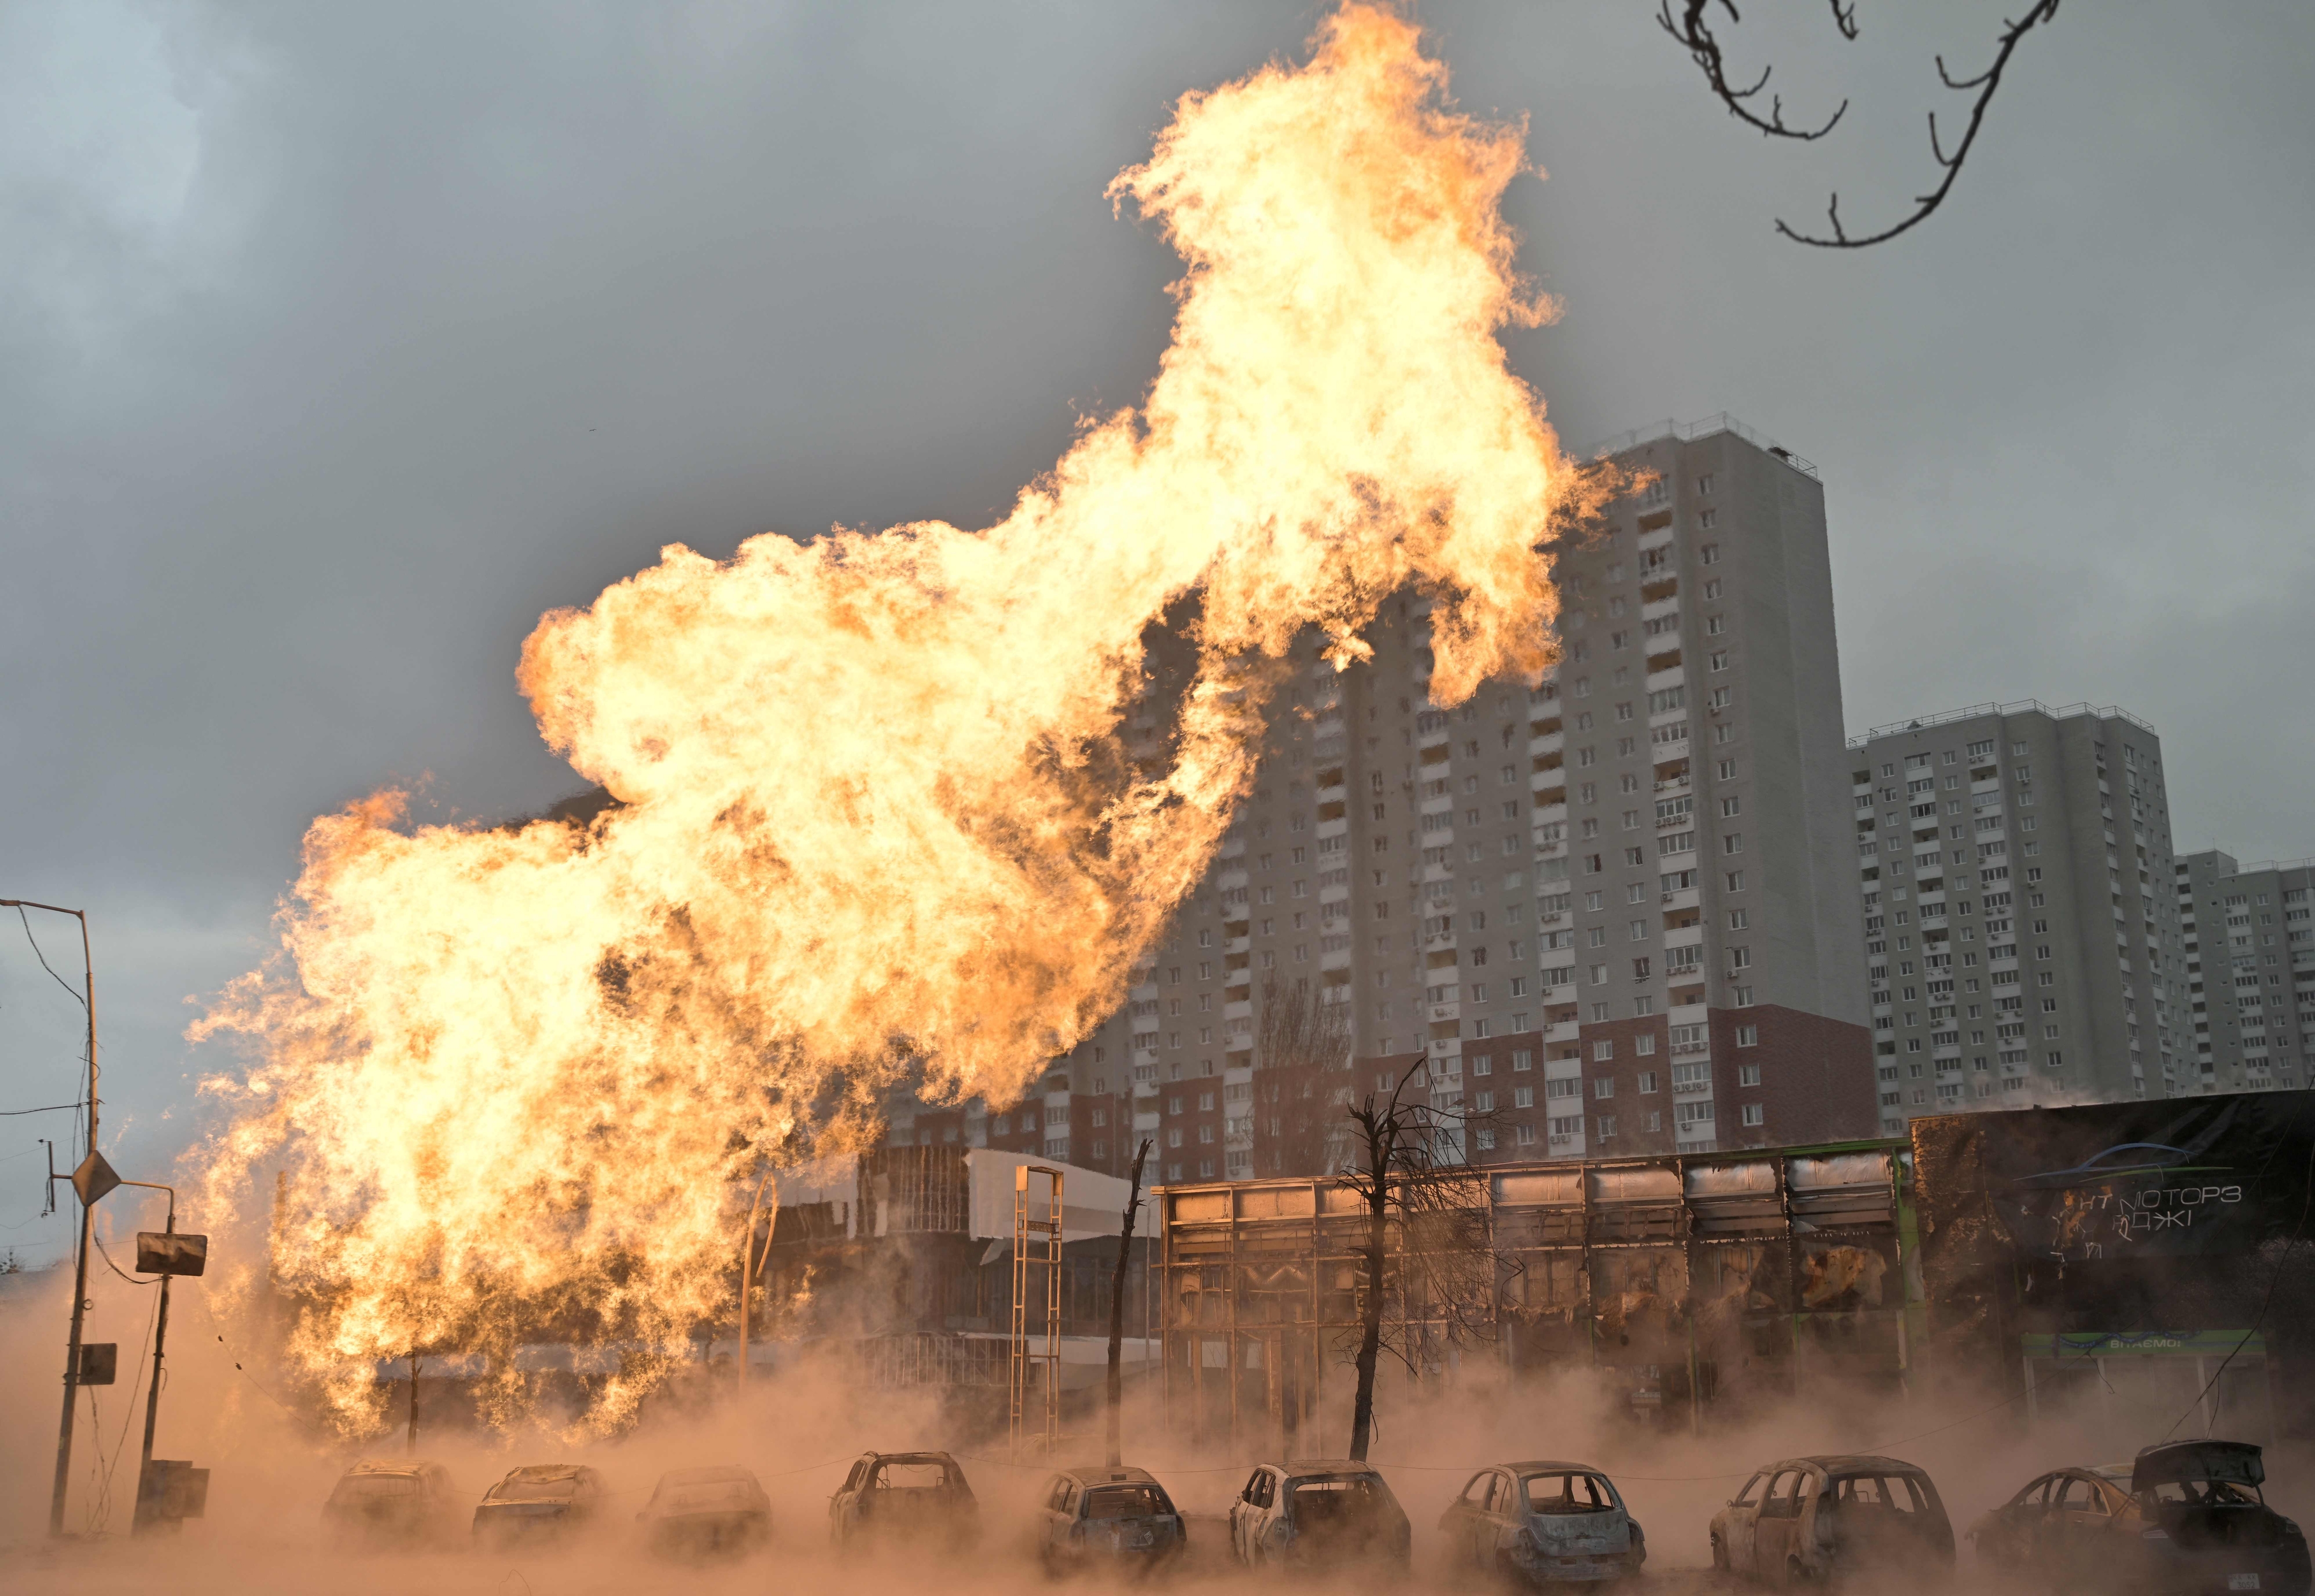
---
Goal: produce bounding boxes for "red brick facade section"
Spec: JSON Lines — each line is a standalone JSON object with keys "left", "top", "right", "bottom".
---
{"left": 1706, "top": 1003, "right": 1876, "bottom": 1148}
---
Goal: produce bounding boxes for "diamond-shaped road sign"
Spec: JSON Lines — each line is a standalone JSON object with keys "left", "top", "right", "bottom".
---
{"left": 70, "top": 1150, "right": 120, "bottom": 1207}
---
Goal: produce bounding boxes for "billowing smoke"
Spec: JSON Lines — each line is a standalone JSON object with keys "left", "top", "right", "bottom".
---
{"left": 189, "top": 3, "right": 1598, "bottom": 1431}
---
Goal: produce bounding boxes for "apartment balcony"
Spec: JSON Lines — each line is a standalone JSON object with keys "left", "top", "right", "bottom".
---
{"left": 1314, "top": 817, "right": 1348, "bottom": 840}
{"left": 1640, "top": 594, "right": 1680, "bottom": 624}
{"left": 1545, "top": 1019, "right": 1580, "bottom": 1043}
{"left": 1645, "top": 665, "right": 1685, "bottom": 695}
{"left": 1531, "top": 799, "right": 1567, "bottom": 825}
{"left": 1316, "top": 782, "right": 1346, "bottom": 805}
{"left": 1660, "top": 887, "right": 1700, "bottom": 913}
{"left": 1529, "top": 730, "right": 1564, "bottom": 757}
{"left": 1424, "top": 930, "right": 1459, "bottom": 953}
{"left": 1668, "top": 1000, "right": 1708, "bottom": 1027}
{"left": 1653, "top": 772, "right": 1691, "bottom": 796}
{"left": 1663, "top": 924, "right": 1705, "bottom": 951}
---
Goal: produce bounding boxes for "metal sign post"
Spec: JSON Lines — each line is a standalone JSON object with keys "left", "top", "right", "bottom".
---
{"left": 127, "top": 1192, "right": 205, "bottom": 1533}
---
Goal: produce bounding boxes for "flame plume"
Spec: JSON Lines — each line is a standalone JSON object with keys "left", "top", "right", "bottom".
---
{"left": 193, "top": 2, "right": 1594, "bottom": 1431}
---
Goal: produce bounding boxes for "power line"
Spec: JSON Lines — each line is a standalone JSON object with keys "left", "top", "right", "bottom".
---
{"left": 0, "top": 1102, "right": 82, "bottom": 1117}
{"left": 14, "top": 906, "right": 87, "bottom": 1007}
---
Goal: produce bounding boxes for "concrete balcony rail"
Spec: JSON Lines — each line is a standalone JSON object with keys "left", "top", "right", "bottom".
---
{"left": 1530, "top": 730, "right": 1564, "bottom": 756}
{"left": 1641, "top": 593, "right": 1680, "bottom": 623}
{"left": 1645, "top": 664, "right": 1684, "bottom": 693}
{"left": 1663, "top": 924, "right": 1706, "bottom": 950}
{"left": 1661, "top": 887, "right": 1700, "bottom": 912}
{"left": 1545, "top": 1020, "right": 1580, "bottom": 1043}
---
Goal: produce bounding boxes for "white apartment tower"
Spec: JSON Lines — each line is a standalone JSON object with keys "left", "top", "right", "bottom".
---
{"left": 2174, "top": 851, "right": 2314, "bottom": 1093}
{"left": 1049, "top": 417, "right": 1877, "bottom": 1181}
{"left": 1849, "top": 703, "right": 2185, "bottom": 1129}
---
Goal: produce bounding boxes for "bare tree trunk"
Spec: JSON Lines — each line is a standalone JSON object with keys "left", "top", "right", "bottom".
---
{"left": 1347, "top": 1176, "right": 1388, "bottom": 1462}
{"left": 1105, "top": 1139, "right": 1152, "bottom": 1468}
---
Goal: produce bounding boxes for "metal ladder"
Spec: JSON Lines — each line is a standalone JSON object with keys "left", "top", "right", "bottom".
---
{"left": 1009, "top": 1163, "right": 1064, "bottom": 1458}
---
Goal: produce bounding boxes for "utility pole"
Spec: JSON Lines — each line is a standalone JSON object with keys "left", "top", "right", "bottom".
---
{"left": 738, "top": 1169, "right": 777, "bottom": 1391}
{"left": 8, "top": 900, "right": 97, "bottom": 1539}
{"left": 1105, "top": 1141, "right": 1152, "bottom": 1469}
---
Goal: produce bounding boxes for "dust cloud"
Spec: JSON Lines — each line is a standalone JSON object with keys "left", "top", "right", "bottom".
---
{"left": 9, "top": 1262, "right": 2307, "bottom": 1596}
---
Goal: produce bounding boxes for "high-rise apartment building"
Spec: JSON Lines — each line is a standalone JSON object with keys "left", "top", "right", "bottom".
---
{"left": 884, "top": 417, "right": 1878, "bottom": 1176}
{"left": 1847, "top": 703, "right": 2185, "bottom": 1130}
{"left": 2174, "top": 851, "right": 2314, "bottom": 1093}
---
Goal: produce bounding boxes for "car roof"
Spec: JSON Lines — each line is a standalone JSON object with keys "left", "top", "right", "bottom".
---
{"left": 1060, "top": 1466, "right": 1161, "bottom": 1485}
{"left": 864, "top": 1450, "right": 958, "bottom": 1465}
{"left": 1763, "top": 1456, "right": 1926, "bottom": 1475}
{"left": 505, "top": 1463, "right": 587, "bottom": 1480}
{"left": 662, "top": 1466, "right": 758, "bottom": 1485}
{"left": 346, "top": 1459, "right": 435, "bottom": 1476}
{"left": 1504, "top": 1461, "right": 1611, "bottom": 1476}
{"left": 1276, "top": 1459, "right": 1380, "bottom": 1475}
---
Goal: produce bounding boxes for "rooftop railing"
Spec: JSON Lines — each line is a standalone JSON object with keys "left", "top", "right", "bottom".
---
{"left": 1579, "top": 411, "right": 1820, "bottom": 481}
{"left": 1846, "top": 699, "right": 2159, "bottom": 749}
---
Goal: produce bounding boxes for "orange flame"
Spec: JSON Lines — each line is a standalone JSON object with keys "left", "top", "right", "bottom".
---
{"left": 192, "top": 2, "right": 1593, "bottom": 1431}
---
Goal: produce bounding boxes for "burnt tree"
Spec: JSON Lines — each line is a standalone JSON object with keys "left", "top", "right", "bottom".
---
{"left": 1337, "top": 1058, "right": 1500, "bottom": 1461}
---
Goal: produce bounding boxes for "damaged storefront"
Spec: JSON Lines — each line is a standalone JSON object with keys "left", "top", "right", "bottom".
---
{"left": 1911, "top": 1091, "right": 2315, "bottom": 1451}
{"left": 1156, "top": 1142, "right": 1923, "bottom": 1451}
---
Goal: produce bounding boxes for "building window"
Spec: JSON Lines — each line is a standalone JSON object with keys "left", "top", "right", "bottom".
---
{"left": 1735, "top": 1024, "right": 1758, "bottom": 1046}
{"left": 1738, "top": 1062, "right": 1761, "bottom": 1086}
{"left": 1593, "top": 1039, "right": 1615, "bottom": 1061}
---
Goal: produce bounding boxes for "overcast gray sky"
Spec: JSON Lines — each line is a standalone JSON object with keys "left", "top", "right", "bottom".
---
{"left": 3, "top": 1, "right": 2309, "bottom": 1262}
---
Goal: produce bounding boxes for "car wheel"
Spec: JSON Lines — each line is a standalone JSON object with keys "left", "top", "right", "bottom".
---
{"left": 1712, "top": 1532, "right": 1729, "bottom": 1572}
{"left": 1783, "top": 1554, "right": 1815, "bottom": 1589}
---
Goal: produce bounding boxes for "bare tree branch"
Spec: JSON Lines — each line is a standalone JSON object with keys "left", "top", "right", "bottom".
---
{"left": 1663, "top": 0, "right": 2064, "bottom": 249}
{"left": 1778, "top": 1, "right": 2063, "bottom": 248}
{"left": 1657, "top": 0, "right": 1848, "bottom": 142}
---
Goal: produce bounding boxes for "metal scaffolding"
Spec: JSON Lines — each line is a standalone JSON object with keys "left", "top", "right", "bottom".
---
{"left": 1009, "top": 1163, "right": 1064, "bottom": 1457}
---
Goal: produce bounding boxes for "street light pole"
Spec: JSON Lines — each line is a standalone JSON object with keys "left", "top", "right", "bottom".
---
{"left": 5, "top": 900, "right": 97, "bottom": 1540}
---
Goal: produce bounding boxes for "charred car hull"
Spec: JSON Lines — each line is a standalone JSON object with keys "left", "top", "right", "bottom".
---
{"left": 646, "top": 1509, "right": 771, "bottom": 1561}
{"left": 1046, "top": 1520, "right": 1186, "bottom": 1572}
{"left": 472, "top": 1503, "right": 582, "bottom": 1547}
{"left": 1504, "top": 1525, "right": 1644, "bottom": 1584}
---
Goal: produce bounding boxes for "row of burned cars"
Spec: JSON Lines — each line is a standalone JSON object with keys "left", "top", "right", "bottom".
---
{"left": 321, "top": 1438, "right": 2310, "bottom": 1592}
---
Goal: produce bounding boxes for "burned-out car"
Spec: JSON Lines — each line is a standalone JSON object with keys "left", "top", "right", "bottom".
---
{"left": 1228, "top": 1459, "right": 1411, "bottom": 1571}
{"left": 321, "top": 1458, "right": 466, "bottom": 1549}
{"left": 1035, "top": 1465, "right": 1185, "bottom": 1573}
{"left": 471, "top": 1463, "right": 608, "bottom": 1548}
{"left": 1438, "top": 1461, "right": 1645, "bottom": 1585}
{"left": 1709, "top": 1454, "right": 1953, "bottom": 1586}
{"left": 1973, "top": 1442, "right": 2309, "bottom": 1595}
{"left": 828, "top": 1451, "right": 979, "bottom": 1550}
{"left": 637, "top": 1465, "right": 773, "bottom": 1561}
